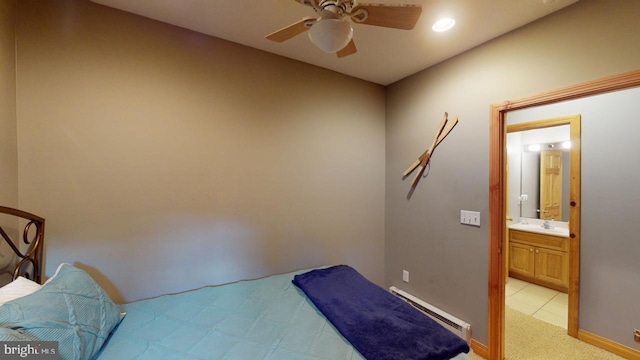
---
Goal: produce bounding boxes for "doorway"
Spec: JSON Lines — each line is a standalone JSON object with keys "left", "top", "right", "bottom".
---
{"left": 487, "top": 68, "right": 640, "bottom": 360}
{"left": 504, "top": 116, "right": 579, "bottom": 357}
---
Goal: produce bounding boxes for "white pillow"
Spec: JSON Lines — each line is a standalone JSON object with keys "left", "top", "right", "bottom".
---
{"left": 0, "top": 276, "right": 42, "bottom": 306}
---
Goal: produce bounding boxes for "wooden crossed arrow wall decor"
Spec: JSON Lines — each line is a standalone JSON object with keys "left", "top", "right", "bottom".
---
{"left": 402, "top": 112, "right": 459, "bottom": 188}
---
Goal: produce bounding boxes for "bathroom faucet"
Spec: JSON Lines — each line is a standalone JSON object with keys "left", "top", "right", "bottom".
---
{"left": 542, "top": 219, "right": 554, "bottom": 229}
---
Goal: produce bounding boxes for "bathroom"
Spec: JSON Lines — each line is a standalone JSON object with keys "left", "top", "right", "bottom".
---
{"left": 505, "top": 120, "right": 573, "bottom": 328}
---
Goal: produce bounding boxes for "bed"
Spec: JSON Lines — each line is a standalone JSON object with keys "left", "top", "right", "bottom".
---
{"left": 0, "top": 206, "right": 472, "bottom": 360}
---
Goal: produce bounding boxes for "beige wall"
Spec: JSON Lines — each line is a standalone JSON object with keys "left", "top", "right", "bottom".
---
{"left": 385, "top": 0, "right": 640, "bottom": 347}
{"left": 15, "top": 0, "right": 386, "bottom": 302}
{"left": 0, "top": 0, "right": 19, "bottom": 279}
{"left": 0, "top": 0, "right": 17, "bottom": 208}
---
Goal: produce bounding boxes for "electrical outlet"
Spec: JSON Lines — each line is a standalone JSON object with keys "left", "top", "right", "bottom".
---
{"left": 460, "top": 210, "right": 481, "bottom": 227}
{"left": 402, "top": 270, "right": 409, "bottom": 283}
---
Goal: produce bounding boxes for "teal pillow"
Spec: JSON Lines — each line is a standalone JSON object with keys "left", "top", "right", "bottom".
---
{"left": 0, "top": 263, "right": 124, "bottom": 360}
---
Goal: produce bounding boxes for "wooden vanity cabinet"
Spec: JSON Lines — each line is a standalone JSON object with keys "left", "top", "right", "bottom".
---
{"left": 508, "top": 229, "right": 569, "bottom": 292}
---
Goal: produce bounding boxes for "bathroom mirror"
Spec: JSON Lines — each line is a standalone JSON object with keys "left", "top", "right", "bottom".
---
{"left": 507, "top": 123, "right": 570, "bottom": 222}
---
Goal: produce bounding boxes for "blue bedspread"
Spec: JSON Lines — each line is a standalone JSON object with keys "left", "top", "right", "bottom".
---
{"left": 97, "top": 268, "right": 367, "bottom": 360}
{"left": 293, "top": 265, "right": 470, "bottom": 360}
{"left": 95, "top": 267, "right": 472, "bottom": 360}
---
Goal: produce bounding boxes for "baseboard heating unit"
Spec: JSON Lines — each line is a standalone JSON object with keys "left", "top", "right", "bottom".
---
{"left": 389, "top": 286, "right": 471, "bottom": 344}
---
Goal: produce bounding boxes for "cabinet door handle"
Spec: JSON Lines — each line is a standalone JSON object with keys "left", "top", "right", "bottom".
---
{"left": 535, "top": 250, "right": 539, "bottom": 254}
{"left": 530, "top": 248, "right": 533, "bottom": 252}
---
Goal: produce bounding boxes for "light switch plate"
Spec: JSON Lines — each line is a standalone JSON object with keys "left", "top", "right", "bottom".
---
{"left": 461, "top": 210, "right": 481, "bottom": 227}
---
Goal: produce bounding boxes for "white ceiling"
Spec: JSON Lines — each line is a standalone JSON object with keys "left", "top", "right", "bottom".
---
{"left": 90, "top": 0, "right": 579, "bottom": 85}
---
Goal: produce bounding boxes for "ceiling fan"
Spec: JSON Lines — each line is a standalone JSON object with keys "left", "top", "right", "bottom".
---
{"left": 266, "top": 0, "right": 422, "bottom": 58}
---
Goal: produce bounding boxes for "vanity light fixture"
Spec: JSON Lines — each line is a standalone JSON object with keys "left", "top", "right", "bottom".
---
{"left": 528, "top": 144, "right": 541, "bottom": 152}
{"left": 432, "top": 18, "right": 456, "bottom": 32}
{"left": 562, "top": 141, "right": 572, "bottom": 149}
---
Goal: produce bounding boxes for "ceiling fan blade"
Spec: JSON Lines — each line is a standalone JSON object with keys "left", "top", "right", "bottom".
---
{"left": 336, "top": 39, "right": 357, "bottom": 58}
{"left": 351, "top": 3, "right": 422, "bottom": 30}
{"left": 266, "top": 17, "right": 314, "bottom": 43}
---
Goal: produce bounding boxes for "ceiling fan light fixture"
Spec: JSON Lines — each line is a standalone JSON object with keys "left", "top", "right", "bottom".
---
{"left": 308, "top": 18, "right": 353, "bottom": 53}
{"left": 432, "top": 17, "right": 456, "bottom": 32}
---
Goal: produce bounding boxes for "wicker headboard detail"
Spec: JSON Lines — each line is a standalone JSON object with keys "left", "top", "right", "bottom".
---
{"left": 0, "top": 206, "right": 45, "bottom": 284}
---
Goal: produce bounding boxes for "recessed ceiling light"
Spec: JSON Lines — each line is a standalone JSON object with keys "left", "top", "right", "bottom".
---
{"left": 432, "top": 18, "right": 456, "bottom": 32}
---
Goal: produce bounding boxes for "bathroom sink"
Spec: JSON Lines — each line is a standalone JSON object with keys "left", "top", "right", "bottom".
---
{"left": 508, "top": 223, "right": 569, "bottom": 237}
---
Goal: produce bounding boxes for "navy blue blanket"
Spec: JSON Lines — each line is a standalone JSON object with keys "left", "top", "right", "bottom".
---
{"left": 293, "top": 265, "right": 470, "bottom": 360}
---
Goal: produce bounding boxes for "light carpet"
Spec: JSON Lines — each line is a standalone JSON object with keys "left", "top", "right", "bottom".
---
{"left": 467, "top": 306, "right": 625, "bottom": 360}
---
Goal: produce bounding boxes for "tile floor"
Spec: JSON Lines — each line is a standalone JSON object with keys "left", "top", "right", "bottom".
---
{"left": 505, "top": 277, "right": 568, "bottom": 329}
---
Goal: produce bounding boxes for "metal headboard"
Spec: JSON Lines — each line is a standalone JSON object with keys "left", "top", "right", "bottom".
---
{"left": 0, "top": 206, "right": 45, "bottom": 283}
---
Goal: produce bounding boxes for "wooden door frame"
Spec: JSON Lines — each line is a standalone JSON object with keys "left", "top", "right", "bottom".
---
{"left": 488, "top": 68, "right": 640, "bottom": 360}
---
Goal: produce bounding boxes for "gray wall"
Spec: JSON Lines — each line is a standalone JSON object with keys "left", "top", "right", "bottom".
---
{"left": 385, "top": 0, "right": 640, "bottom": 347}
{"left": 15, "top": 0, "right": 386, "bottom": 303}
{"left": 508, "top": 87, "right": 640, "bottom": 348}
